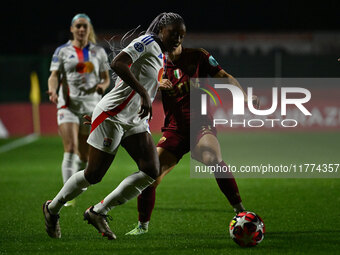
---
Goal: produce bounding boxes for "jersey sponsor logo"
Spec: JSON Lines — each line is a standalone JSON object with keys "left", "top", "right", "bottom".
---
{"left": 69, "top": 55, "right": 75, "bottom": 59}
{"left": 91, "top": 50, "right": 96, "bottom": 57}
{"left": 76, "top": 62, "right": 94, "bottom": 73}
{"left": 103, "top": 137, "right": 112, "bottom": 148}
{"left": 73, "top": 45, "right": 94, "bottom": 73}
{"left": 208, "top": 55, "right": 219, "bottom": 67}
{"left": 134, "top": 42, "right": 144, "bottom": 52}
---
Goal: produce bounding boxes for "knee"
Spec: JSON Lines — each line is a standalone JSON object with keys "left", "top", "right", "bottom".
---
{"left": 152, "top": 175, "right": 164, "bottom": 188}
{"left": 140, "top": 161, "right": 160, "bottom": 180}
{"left": 64, "top": 143, "right": 77, "bottom": 154}
{"left": 201, "top": 152, "right": 220, "bottom": 166}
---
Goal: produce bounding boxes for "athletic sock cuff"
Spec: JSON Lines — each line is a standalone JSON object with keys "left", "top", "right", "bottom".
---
{"left": 63, "top": 152, "right": 77, "bottom": 159}
{"left": 139, "top": 171, "right": 155, "bottom": 185}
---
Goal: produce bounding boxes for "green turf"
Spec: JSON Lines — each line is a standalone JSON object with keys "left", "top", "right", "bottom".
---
{"left": 0, "top": 133, "right": 339, "bottom": 255}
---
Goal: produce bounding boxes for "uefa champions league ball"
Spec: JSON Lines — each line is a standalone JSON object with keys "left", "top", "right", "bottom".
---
{"left": 229, "top": 211, "right": 265, "bottom": 247}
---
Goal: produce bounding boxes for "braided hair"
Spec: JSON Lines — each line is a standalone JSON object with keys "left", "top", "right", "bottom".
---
{"left": 107, "top": 12, "right": 184, "bottom": 81}
{"left": 146, "top": 12, "right": 184, "bottom": 35}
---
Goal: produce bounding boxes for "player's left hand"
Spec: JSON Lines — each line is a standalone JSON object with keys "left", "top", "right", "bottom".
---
{"left": 159, "top": 79, "right": 172, "bottom": 90}
{"left": 139, "top": 90, "right": 153, "bottom": 121}
{"left": 83, "top": 115, "right": 92, "bottom": 126}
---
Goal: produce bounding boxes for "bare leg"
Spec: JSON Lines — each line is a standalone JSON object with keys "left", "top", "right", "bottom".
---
{"left": 76, "top": 133, "right": 89, "bottom": 170}
{"left": 84, "top": 145, "right": 115, "bottom": 184}
{"left": 58, "top": 123, "right": 80, "bottom": 183}
{"left": 121, "top": 132, "right": 160, "bottom": 179}
{"left": 92, "top": 132, "right": 160, "bottom": 215}
{"left": 192, "top": 134, "right": 244, "bottom": 212}
{"left": 48, "top": 145, "right": 115, "bottom": 214}
{"left": 138, "top": 147, "right": 178, "bottom": 223}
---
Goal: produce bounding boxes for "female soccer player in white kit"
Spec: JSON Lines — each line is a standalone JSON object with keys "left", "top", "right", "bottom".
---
{"left": 43, "top": 12, "right": 186, "bottom": 240}
{"left": 47, "top": 13, "right": 110, "bottom": 196}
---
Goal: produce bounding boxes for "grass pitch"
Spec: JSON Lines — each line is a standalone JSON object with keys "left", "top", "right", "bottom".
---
{"left": 0, "top": 132, "right": 339, "bottom": 255}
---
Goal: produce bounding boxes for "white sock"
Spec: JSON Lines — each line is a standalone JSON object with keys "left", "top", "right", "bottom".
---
{"left": 138, "top": 221, "right": 149, "bottom": 229}
{"left": 93, "top": 171, "right": 155, "bottom": 215}
{"left": 75, "top": 154, "right": 88, "bottom": 172}
{"left": 48, "top": 170, "right": 90, "bottom": 214}
{"left": 61, "top": 152, "right": 78, "bottom": 184}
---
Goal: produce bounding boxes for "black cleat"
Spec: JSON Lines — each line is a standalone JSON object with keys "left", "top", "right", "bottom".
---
{"left": 42, "top": 200, "right": 61, "bottom": 238}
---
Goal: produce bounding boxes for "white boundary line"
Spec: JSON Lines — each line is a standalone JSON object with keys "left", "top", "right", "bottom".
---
{"left": 0, "top": 133, "right": 39, "bottom": 154}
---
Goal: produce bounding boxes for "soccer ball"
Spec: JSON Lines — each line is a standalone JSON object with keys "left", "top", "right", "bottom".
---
{"left": 229, "top": 211, "right": 265, "bottom": 247}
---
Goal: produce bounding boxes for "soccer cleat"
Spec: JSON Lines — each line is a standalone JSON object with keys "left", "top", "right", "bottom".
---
{"left": 42, "top": 200, "right": 61, "bottom": 238}
{"left": 125, "top": 225, "right": 148, "bottom": 235}
{"left": 83, "top": 206, "right": 116, "bottom": 240}
{"left": 64, "top": 199, "right": 76, "bottom": 207}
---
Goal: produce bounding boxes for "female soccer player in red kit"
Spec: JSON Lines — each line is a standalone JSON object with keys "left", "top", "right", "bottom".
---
{"left": 127, "top": 44, "right": 260, "bottom": 235}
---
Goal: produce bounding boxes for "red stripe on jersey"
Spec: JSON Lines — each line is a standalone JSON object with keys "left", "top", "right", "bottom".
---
{"left": 90, "top": 111, "right": 110, "bottom": 133}
{"left": 74, "top": 46, "right": 84, "bottom": 62}
{"left": 90, "top": 91, "right": 136, "bottom": 133}
{"left": 106, "top": 91, "right": 136, "bottom": 117}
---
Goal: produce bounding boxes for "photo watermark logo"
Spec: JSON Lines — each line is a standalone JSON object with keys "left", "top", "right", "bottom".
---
{"left": 200, "top": 82, "right": 312, "bottom": 128}
{"left": 190, "top": 78, "right": 340, "bottom": 178}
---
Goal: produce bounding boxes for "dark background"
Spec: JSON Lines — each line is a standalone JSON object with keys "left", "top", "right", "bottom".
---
{"left": 1, "top": 0, "right": 340, "bottom": 103}
{"left": 2, "top": 0, "right": 340, "bottom": 54}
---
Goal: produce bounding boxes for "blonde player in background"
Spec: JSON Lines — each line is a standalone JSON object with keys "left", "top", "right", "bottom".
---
{"left": 47, "top": 13, "right": 110, "bottom": 206}
{"left": 43, "top": 12, "right": 186, "bottom": 240}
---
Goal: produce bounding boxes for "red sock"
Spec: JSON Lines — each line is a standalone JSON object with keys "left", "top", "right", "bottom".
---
{"left": 138, "top": 185, "right": 156, "bottom": 223}
{"left": 214, "top": 161, "right": 242, "bottom": 206}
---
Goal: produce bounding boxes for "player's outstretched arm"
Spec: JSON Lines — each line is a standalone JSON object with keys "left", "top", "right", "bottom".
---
{"left": 111, "top": 52, "right": 152, "bottom": 120}
{"left": 214, "top": 69, "right": 260, "bottom": 109}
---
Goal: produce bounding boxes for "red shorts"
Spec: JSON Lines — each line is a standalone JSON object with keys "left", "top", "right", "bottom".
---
{"left": 156, "top": 125, "right": 217, "bottom": 161}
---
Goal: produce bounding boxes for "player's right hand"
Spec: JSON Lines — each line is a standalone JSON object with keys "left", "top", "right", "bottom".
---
{"left": 139, "top": 90, "right": 152, "bottom": 121}
{"left": 159, "top": 79, "right": 172, "bottom": 90}
{"left": 47, "top": 91, "right": 58, "bottom": 104}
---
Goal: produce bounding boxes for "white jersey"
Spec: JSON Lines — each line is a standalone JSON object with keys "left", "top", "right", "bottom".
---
{"left": 96, "top": 34, "right": 166, "bottom": 126}
{"left": 50, "top": 40, "right": 110, "bottom": 114}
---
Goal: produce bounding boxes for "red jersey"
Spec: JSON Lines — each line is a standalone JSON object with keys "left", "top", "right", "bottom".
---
{"left": 161, "top": 48, "right": 222, "bottom": 133}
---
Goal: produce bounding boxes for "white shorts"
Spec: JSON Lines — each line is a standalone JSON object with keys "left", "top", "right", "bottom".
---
{"left": 87, "top": 107, "right": 150, "bottom": 155}
{"left": 57, "top": 108, "right": 91, "bottom": 135}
